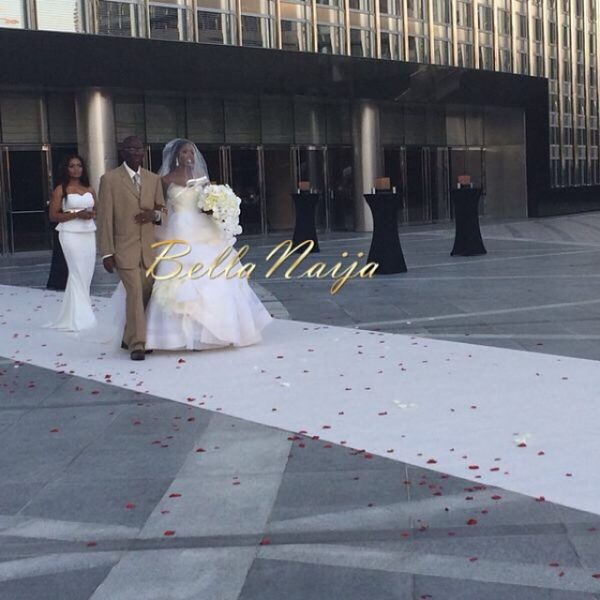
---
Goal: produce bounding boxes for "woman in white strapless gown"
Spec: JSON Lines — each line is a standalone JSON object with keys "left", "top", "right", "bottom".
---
{"left": 144, "top": 139, "right": 272, "bottom": 350}
{"left": 46, "top": 155, "right": 97, "bottom": 331}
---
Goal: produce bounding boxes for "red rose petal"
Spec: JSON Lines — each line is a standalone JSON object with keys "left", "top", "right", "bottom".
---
{"left": 163, "top": 530, "right": 176, "bottom": 536}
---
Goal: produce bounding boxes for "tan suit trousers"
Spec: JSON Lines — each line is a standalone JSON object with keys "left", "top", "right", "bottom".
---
{"left": 118, "top": 266, "right": 153, "bottom": 351}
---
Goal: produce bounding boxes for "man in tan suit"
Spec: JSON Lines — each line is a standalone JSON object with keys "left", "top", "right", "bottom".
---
{"left": 96, "top": 136, "right": 165, "bottom": 361}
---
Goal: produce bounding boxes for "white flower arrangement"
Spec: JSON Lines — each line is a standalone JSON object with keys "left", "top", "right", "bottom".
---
{"left": 195, "top": 183, "right": 243, "bottom": 238}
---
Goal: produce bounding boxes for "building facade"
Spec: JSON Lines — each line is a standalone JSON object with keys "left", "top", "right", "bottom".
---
{"left": 0, "top": 0, "right": 597, "bottom": 252}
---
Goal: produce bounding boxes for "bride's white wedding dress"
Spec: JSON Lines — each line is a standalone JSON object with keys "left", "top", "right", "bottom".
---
{"left": 143, "top": 183, "right": 272, "bottom": 350}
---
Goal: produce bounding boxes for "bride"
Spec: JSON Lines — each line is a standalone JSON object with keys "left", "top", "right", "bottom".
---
{"left": 143, "top": 139, "right": 272, "bottom": 350}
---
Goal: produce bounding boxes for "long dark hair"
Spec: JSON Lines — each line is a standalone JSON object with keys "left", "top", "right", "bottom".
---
{"left": 57, "top": 154, "right": 90, "bottom": 200}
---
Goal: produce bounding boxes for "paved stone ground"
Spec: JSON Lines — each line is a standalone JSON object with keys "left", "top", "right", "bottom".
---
{"left": 2, "top": 212, "right": 600, "bottom": 599}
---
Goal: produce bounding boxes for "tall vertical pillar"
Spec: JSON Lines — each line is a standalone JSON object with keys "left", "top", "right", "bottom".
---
{"left": 75, "top": 89, "right": 117, "bottom": 192}
{"left": 352, "top": 100, "right": 383, "bottom": 232}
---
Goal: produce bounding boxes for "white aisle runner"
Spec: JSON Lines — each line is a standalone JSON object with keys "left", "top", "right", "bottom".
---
{"left": 1, "top": 284, "right": 599, "bottom": 515}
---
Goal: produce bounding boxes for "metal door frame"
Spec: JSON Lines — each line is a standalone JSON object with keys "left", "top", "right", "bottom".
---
{"left": 1, "top": 145, "right": 51, "bottom": 254}
{"left": 0, "top": 147, "right": 9, "bottom": 255}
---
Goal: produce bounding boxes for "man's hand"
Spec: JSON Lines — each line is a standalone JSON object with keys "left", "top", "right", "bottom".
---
{"left": 103, "top": 256, "right": 116, "bottom": 273}
{"left": 134, "top": 210, "right": 156, "bottom": 224}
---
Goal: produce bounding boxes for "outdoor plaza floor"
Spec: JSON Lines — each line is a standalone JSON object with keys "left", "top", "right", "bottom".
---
{"left": 1, "top": 213, "right": 600, "bottom": 599}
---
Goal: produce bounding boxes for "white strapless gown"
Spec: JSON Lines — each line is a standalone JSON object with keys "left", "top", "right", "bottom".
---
{"left": 45, "top": 192, "right": 97, "bottom": 332}
{"left": 143, "top": 184, "right": 272, "bottom": 350}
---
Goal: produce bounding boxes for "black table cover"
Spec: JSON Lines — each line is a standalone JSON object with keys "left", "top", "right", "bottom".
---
{"left": 364, "top": 192, "right": 407, "bottom": 274}
{"left": 291, "top": 192, "right": 320, "bottom": 252}
{"left": 450, "top": 187, "right": 487, "bottom": 256}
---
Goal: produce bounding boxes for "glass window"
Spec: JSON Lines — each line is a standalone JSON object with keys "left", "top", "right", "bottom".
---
{"left": 281, "top": 19, "right": 312, "bottom": 52}
{"left": 97, "top": 0, "right": 140, "bottom": 37}
{"left": 241, "top": 14, "right": 274, "bottom": 47}
{"left": 317, "top": 23, "right": 344, "bottom": 54}
{"left": 224, "top": 96, "right": 260, "bottom": 143}
{"left": 458, "top": 42, "right": 473, "bottom": 67}
{"left": 499, "top": 48, "right": 511, "bottom": 72}
{"left": 146, "top": 97, "right": 185, "bottom": 143}
{"left": 0, "top": 95, "right": 43, "bottom": 143}
{"left": 260, "top": 95, "right": 294, "bottom": 143}
{"left": 407, "top": 0, "right": 426, "bottom": 19}
{"left": 562, "top": 24, "right": 570, "bottom": 47}
{"left": 198, "top": 10, "right": 235, "bottom": 44}
{"left": 348, "top": 0, "right": 372, "bottom": 10}
{"left": 380, "top": 0, "right": 401, "bottom": 16}
{"left": 114, "top": 96, "right": 145, "bottom": 140}
{"left": 408, "top": 35, "right": 427, "bottom": 62}
{"left": 479, "top": 45, "right": 493, "bottom": 69}
{"left": 350, "top": 28, "right": 374, "bottom": 57}
{"left": 0, "top": 0, "right": 27, "bottom": 28}
{"left": 478, "top": 5, "right": 492, "bottom": 31}
{"left": 549, "top": 21, "right": 557, "bottom": 44}
{"left": 456, "top": 1, "right": 472, "bottom": 28}
{"left": 47, "top": 93, "right": 77, "bottom": 143}
{"left": 433, "top": 0, "right": 450, "bottom": 23}
{"left": 535, "top": 53, "right": 544, "bottom": 76}
{"left": 518, "top": 14, "right": 526, "bottom": 38}
{"left": 534, "top": 18, "right": 542, "bottom": 41}
{"left": 519, "top": 52, "right": 528, "bottom": 74}
{"left": 434, "top": 39, "right": 450, "bottom": 64}
{"left": 498, "top": 9, "right": 510, "bottom": 35}
{"left": 36, "top": 0, "right": 84, "bottom": 32}
{"left": 149, "top": 4, "right": 188, "bottom": 41}
{"left": 380, "top": 31, "right": 402, "bottom": 59}
{"left": 187, "top": 97, "right": 224, "bottom": 143}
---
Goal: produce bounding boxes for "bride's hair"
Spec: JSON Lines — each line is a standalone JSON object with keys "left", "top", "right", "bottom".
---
{"left": 159, "top": 138, "right": 209, "bottom": 180}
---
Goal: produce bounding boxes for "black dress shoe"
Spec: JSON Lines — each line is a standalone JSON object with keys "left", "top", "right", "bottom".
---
{"left": 130, "top": 349, "right": 145, "bottom": 361}
{"left": 121, "top": 341, "right": 128, "bottom": 350}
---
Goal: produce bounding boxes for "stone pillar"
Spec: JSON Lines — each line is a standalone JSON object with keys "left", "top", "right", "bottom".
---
{"left": 352, "top": 100, "right": 383, "bottom": 232}
{"left": 75, "top": 89, "right": 117, "bottom": 192}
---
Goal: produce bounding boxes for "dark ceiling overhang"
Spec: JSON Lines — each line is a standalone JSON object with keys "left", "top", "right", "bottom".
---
{"left": 0, "top": 28, "right": 546, "bottom": 108}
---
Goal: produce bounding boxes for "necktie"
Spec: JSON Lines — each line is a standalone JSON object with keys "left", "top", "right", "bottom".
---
{"left": 133, "top": 173, "right": 141, "bottom": 194}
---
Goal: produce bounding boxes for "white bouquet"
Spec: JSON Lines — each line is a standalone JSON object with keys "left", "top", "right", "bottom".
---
{"left": 195, "top": 183, "right": 243, "bottom": 238}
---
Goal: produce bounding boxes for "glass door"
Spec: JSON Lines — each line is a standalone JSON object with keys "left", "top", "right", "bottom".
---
{"left": 292, "top": 146, "right": 327, "bottom": 230}
{"left": 429, "top": 147, "right": 450, "bottom": 221}
{"left": 327, "top": 146, "right": 354, "bottom": 231}
{"left": 225, "top": 146, "right": 264, "bottom": 235}
{"left": 405, "top": 147, "right": 428, "bottom": 223}
{"left": 0, "top": 148, "right": 9, "bottom": 255}
{"left": 263, "top": 146, "right": 294, "bottom": 232}
{"left": 2, "top": 146, "right": 52, "bottom": 252}
{"left": 383, "top": 147, "right": 407, "bottom": 224}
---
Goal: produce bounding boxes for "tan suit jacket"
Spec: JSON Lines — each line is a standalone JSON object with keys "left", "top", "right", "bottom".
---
{"left": 96, "top": 164, "right": 165, "bottom": 269}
